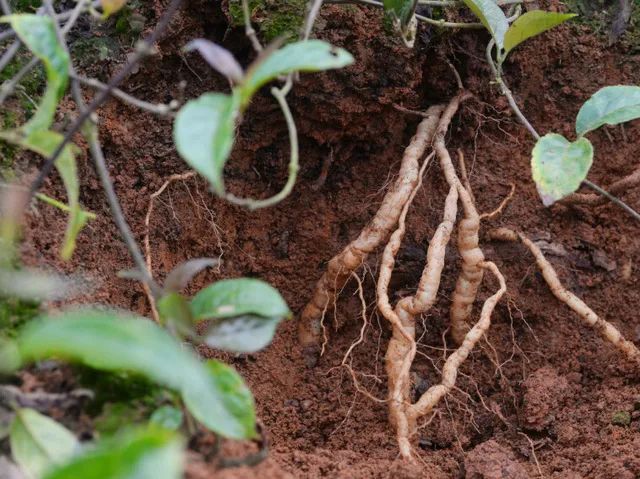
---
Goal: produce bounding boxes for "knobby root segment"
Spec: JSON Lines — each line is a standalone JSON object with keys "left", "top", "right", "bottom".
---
{"left": 298, "top": 104, "right": 444, "bottom": 367}
{"left": 489, "top": 228, "right": 640, "bottom": 365}
{"left": 436, "top": 94, "right": 485, "bottom": 346}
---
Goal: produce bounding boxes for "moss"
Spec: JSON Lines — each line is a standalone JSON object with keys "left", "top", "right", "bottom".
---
{"left": 0, "top": 296, "right": 40, "bottom": 338}
{"left": 565, "top": 0, "right": 640, "bottom": 51}
{"left": 611, "top": 410, "right": 631, "bottom": 426}
{"left": 228, "top": 0, "right": 307, "bottom": 42}
{"left": 70, "top": 36, "right": 121, "bottom": 69}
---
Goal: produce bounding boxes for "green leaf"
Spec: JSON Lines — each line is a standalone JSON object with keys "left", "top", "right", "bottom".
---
{"left": 461, "top": 0, "right": 509, "bottom": 49}
{"left": 190, "top": 278, "right": 290, "bottom": 321}
{"left": 383, "top": 0, "right": 417, "bottom": 25}
{"left": 383, "top": 0, "right": 418, "bottom": 44}
{"left": 0, "top": 15, "right": 69, "bottom": 134}
{"left": 503, "top": 11, "right": 576, "bottom": 57}
{"left": 575, "top": 85, "right": 640, "bottom": 136}
{"left": 0, "top": 130, "right": 91, "bottom": 260}
{"left": 531, "top": 133, "right": 593, "bottom": 205}
{"left": 156, "top": 292, "right": 194, "bottom": 338}
{"left": 183, "top": 360, "right": 254, "bottom": 437}
{"left": 43, "top": 427, "right": 183, "bottom": 479}
{"left": 11, "top": 309, "right": 257, "bottom": 439}
{"left": 149, "top": 406, "right": 183, "bottom": 431}
{"left": 173, "top": 93, "right": 237, "bottom": 195}
{"left": 202, "top": 315, "right": 282, "bottom": 353}
{"left": 240, "top": 40, "right": 354, "bottom": 105}
{"left": 10, "top": 408, "right": 79, "bottom": 479}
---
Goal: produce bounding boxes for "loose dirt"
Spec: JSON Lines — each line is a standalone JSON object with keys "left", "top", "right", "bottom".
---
{"left": 14, "top": 0, "right": 640, "bottom": 477}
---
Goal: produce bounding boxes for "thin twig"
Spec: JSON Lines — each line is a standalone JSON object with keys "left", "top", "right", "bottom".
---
{"left": 303, "top": 0, "right": 324, "bottom": 40}
{"left": 72, "top": 73, "right": 178, "bottom": 116}
{"left": 581, "top": 179, "right": 640, "bottom": 222}
{"left": 326, "top": 0, "right": 484, "bottom": 28}
{"left": 242, "top": 0, "right": 263, "bottom": 53}
{"left": 0, "top": 57, "right": 38, "bottom": 105}
{"left": 28, "top": 0, "right": 184, "bottom": 199}
{"left": 46, "top": 0, "right": 161, "bottom": 294}
{"left": 0, "top": 41, "right": 21, "bottom": 73}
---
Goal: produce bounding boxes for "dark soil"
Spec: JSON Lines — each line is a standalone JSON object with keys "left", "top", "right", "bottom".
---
{"left": 12, "top": 0, "right": 640, "bottom": 477}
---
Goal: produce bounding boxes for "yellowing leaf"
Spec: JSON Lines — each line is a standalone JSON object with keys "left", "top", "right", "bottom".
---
{"left": 100, "top": 0, "right": 127, "bottom": 17}
{"left": 531, "top": 133, "right": 593, "bottom": 206}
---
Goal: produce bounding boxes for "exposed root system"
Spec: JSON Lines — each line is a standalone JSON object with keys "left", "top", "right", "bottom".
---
{"left": 300, "top": 93, "right": 510, "bottom": 458}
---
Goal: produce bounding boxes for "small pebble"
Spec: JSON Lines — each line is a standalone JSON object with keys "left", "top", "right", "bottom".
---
{"left": 300, "top": 399, "right": 313, "bottom": 411}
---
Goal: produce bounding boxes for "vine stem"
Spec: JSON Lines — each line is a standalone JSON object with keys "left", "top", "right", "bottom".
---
{"left": 28, "top": 0, "right": 184, "bottom": 199}
{"left": 45, "top": 0, "right": 162, "bottom": 294}
{"left": 224, "top": 82, "right": 299, "bottom": 210}
{"left": 485, "top": 40, "right": 640, "bottom": 222}
{"left": 326, "top": 0, "right": 484, "bottom": 28}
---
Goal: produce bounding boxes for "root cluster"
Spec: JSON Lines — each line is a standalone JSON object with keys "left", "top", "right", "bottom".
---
{"left": 299, "top": 93, "right": 640, "bottom": 459}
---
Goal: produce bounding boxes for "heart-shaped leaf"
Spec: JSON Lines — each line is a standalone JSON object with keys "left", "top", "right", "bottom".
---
{"left": 503, "top": 11, "right": 576, "bottom": 58}
{"left": 190, "top": 278, "right": 290, "bottom": 321}
{"left": 43, "top": 427, "right": 183, "bottom": 479}
{"left": 11, "top": 408, "right": 79, "bottom": 479}
{"left": 202, "top": 315, "right": 281, "bottom": 353}
{"left": 185, "top": 39, "right": 244, "bottom": 84}
{"left": 575, "top": 85, "right": 640, "bottom": 136}
{"left": 531, "top": 133, "right": 593, "bottom": 205}
{"left": 0, "top": 15, "right": 69, "bottom": 135}
{"left": 0, "top": 130, "right": 92, "bottom": 260}
{"left": 173, "top": 93, "right": 237, "bottom": 195}
{"left": 240, "top": 40, "right": 354, "bottom": 105}
{"left": 461, "top": 0, "right": 509, "bottom": 49}
{"left": 7, "top": 309, "right": 256, "bottom": 439}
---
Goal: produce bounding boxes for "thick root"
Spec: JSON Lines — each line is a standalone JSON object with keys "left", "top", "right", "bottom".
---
{"left": 383, "top": 184, "right": 459, "bottom": 459}
{"left": 407, "top": 261, "right": 506, "bottom": 430}
{"left": 433, "top": 94, "right": 485, "bottom": 345}
{"left": 299, "top": 105, "right": 444, "bottom": 366}
{"left": 489, "top": 228, "right": 640, "bottom": 365}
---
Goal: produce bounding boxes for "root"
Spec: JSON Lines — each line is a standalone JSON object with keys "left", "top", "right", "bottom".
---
{"left": 299, "top": 105, "right": 444, "bottom": 366}
{"left": 406, "top": 261, "right": 506, "bottom": 456}
{"left": 143, "top": 171, "right": 196, "bottom": 321}
{"left": 480, "top": 183, "right": 515, "bottom": 220}
{"left": 435, "top": 94, "right": 485, "bottom": 346}
{"left": 489, "top": 227, "right": 640, "bottom": 365}
{"left": 563, "top": 167, "right": 640, "bottom": 206}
